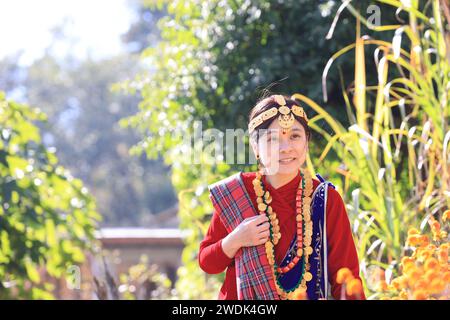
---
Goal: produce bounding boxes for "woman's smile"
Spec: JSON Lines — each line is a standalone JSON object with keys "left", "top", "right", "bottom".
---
{"left": 279, "top": 157, "right": 297, "bottom": 164}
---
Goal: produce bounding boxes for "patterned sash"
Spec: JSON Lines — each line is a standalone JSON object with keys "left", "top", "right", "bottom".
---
{"left": 208, "top": 172, "right": 334, "bottom": 300}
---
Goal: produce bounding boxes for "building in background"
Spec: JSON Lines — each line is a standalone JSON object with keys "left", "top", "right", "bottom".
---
{"left": 48, "top": 205, "right": 186, "bottom": 300}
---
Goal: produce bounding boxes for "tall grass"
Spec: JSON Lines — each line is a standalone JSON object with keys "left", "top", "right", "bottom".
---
{"left": 295, "top": 0, "right": 449, "bottom": 295}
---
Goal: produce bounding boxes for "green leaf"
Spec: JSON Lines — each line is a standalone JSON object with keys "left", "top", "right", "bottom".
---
{"left": 1, "top": 231, "right": 11, "bottom": 257}
{"left": 24, "top": 258, "right": 41, "bottom": 284}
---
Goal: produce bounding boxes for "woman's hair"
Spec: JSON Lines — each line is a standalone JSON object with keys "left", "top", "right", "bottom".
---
{"left": 248, "top": 94, "right": 311, "bottom": 143}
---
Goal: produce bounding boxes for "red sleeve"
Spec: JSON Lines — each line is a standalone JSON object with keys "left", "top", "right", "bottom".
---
{"left": 326, "top": 187, "right": 366, "bottom": 300}
{"left": 198, "top": 208, "right": 234, "bottom": 274}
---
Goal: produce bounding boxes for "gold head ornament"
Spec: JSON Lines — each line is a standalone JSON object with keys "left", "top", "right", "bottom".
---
{"left": 248, "top": 95, "right": 308, "bottom": 135}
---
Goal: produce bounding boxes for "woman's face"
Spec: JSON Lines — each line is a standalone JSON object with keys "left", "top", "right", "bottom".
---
{"left": 254, "top": 119, "right": 308, "bottom": 175}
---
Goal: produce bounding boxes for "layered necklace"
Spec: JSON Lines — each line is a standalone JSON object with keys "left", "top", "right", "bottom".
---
{"left": 253, "top": 169, "right": 314, "bottom": 300}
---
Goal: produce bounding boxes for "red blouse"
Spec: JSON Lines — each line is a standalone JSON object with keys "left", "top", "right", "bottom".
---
{"left": 198, "top": 172, "right": 365, "bottom": 300}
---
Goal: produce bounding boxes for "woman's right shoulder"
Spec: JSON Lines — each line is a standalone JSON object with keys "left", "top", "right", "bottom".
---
{"left": 209, "top": 171, "right": 256, "bottom": 190}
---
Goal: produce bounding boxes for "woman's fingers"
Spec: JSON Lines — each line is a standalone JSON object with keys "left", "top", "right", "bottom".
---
{"left": 238, "top": 215, "right": 272, "bottom": 247}
{"left": 256, "top": 221, "right": 270, "bottom": 232}
{"left": 252, "top": 214, "right": 269, "bottom": 225}
{"left": 257, "top": 231, "right": 270, "bottom": 243}
{"left": 257, "top": 237, "right": 268, "bottom": 245}
{"left": 259, "top": 230, "right": 270, "bottom": 238}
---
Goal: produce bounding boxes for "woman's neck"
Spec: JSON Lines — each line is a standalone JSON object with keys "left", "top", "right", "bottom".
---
{"left": 265, "top": 170, "right": 299, "bottom": 189}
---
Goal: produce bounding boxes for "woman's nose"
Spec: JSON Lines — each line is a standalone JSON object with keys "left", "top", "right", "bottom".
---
{"left": 279, "top": 140, "right": 293, "bottom": 153}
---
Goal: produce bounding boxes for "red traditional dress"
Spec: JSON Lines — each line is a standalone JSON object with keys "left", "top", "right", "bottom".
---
{"left": 199, "top": 171, "right": 365, "bottom": 300}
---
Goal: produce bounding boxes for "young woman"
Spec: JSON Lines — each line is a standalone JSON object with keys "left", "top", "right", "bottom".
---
{"left": 198, "top": 94, "right": 364, "bottom": 300}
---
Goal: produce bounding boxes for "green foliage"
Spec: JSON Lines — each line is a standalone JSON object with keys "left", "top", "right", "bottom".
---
{"left": 122, "top": 0, "right": 443, "bottom": 299}
{"left": 0, "top": 93, "right": 100, "bottom": 299}
{"left": 120, "top": 0, "right": 358, "bottom": 299}
{"left": 296, "top": 0, "right": 450, "bottom": 297}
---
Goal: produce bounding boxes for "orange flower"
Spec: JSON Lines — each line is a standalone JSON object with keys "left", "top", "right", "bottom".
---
{"left": 425, "top": 269, "right": 439, "bottom": 283}
{"left": 431, "top": 220, "right": 440, "bottom": 232}
{"left": 399, "top": 290, "right": 409, "bottom": 299}
{"left": 336, "top": 267, "right": 353, "bottom": 284}
{"left": 443, "top": 271, "right": 450, "bottom": 283}
{"left": 414, "top": 279, "right": 428, "bottom": 291}
{"left": 424, "top": 257, "right": 439, "bottom": 271}
{"left": 443, "top": 210, "right": 450, "bottom": 222}
{"left": 417, "top": 248, "right": 433, "bottom": 261}
{"left": 407, "top": 234, "right": 430, "bottom": 247}
{"left": 420, "top": 235, "right": 430, "bottom": 246}
{"left": 378, "top": 207, "right": 450, "bottom": 300}
{"left": 432, "top": 235, "right": 439, "bottom": 242}
{"left": 412, "top": 289, "right": 427, "bottom": 300}
{"left": 346, "top": 278, "right": 363, "bottom": 296}
{"left": 401, "top": 257, "right": 415, "bottom": 264}
{"left": 407, "top": 269, "right": 422, "bottom": 287}
{"left": 398, "top": 276, "right": 409, "bottom": 289}
{"left": 437, "top": 250, "right": 448, "bottom": 265}
{"left": 389, "top": 278, "right": 402, "bottom": 290}
{"left": 291, "top": 289, "right": 307, "bottom": 300}
{"left": 401, "top": 257, "right": 415, "bottom": 271}
{"left": 404, "top": 263, "right": 419, "bottom": 276}
{"left": 407, "top": 234, "right": 422, "bottom": 246}
{"left": 429, "top": 279, "right": 445, "bottom": 294}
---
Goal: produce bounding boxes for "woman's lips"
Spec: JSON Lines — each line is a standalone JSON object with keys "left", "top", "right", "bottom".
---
{"left": 279, "top": 157, "right": 296, "bottom": 164}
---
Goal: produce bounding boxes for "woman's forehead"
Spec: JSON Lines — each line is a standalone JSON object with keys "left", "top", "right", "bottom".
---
{"left": 267, "top": 119, "right": 305, "bottom": 132}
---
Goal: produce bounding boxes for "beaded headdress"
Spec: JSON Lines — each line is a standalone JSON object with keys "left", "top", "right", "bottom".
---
{"left": 248, "top": 95, "right": 308, "bottom": 135}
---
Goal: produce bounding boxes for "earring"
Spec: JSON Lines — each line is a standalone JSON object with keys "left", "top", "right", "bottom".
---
{"left": 256, "top": 154, "right": 264, "bottom": 172}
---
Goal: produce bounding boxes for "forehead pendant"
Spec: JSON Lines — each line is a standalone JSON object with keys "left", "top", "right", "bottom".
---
{"left": 274, "top": 95, "right": 294, "bottom": 135}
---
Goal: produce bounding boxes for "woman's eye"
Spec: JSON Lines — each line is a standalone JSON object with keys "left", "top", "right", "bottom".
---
{"left": 291, "top": 134, "right": 301, "bottom": 139}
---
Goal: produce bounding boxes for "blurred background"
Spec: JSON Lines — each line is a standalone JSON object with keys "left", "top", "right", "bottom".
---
{"left": 0, "top": 0, "right": 449, "bottom": 300}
